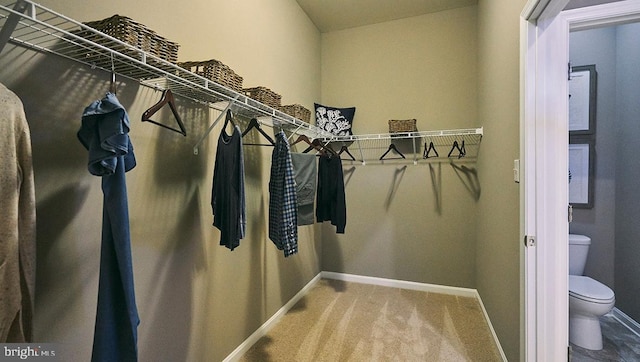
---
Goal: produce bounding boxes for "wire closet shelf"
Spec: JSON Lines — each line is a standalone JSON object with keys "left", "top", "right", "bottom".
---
{"left": 0, "top": 0, "right": 333, "bottom": 140}
{"left": 0, "top": 0, "right": 483, "bottom": 164}
{"left": 314, "top": 128, "right": 483, "bottom": 165}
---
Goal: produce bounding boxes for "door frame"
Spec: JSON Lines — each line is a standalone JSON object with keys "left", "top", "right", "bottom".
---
{"left": 521, "top": 0, "right": 640, "bottom": 360}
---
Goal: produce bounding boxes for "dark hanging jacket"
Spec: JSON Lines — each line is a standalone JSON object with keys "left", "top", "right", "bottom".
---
{"left": 316, "top": 155, "right": 346, "bottom": 233}
{"left": 211, "top": 124, "right": 246, "bottom": 250}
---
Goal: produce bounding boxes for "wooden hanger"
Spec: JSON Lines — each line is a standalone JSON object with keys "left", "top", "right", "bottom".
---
{"left": 379, "top": 143, "right": 405, "bottom": 160}
{"left": 290, "top": 134, "right": 336, "bottom": 156}
{"left": 242, "top": 118, "right": 275, "bottom": 146}
{"left": 303, "top": 139, "right": 337, "bottom": 156}
{"left": 321, "top": 141, "right": 337, "bottom": 156}
{"left": 141, "top": 89, "right": 187, "bottom": 136}
{"left": 291, "top": 134, "right": 313, "bottom": 146}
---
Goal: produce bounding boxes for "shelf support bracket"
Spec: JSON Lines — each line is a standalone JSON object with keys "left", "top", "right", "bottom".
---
{"left": 193, "top": 95, "right": 240, "bottom": 155}
{"left": 0, "top": 0, "right": 29, "bottom": 55}
{"left": 286, "top": 123, "right": 305, "bottom": 142}
{"left": 411, "top": 137, "right": 418, "bottom": 165}
{"left": 355, "top": 139, "right": 365, "bottom": 165}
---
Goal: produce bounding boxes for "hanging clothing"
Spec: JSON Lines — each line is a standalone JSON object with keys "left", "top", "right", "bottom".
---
{"left": 77, "top": 92, "right": 139, "bottom": 362}
{"left": 316, "top": 155, "right": 346, "bottom": 233}
{"left": 269, "top": 131, "right": 298, "bottom": 257}
{"left": 290, "top": 152, "right": 317, "bottom": 226}
{"left": 211, "top": 122, "right": 246, "bottom": 250}
{"left": 0, "top": 82, "right": 36, "bottom": 343}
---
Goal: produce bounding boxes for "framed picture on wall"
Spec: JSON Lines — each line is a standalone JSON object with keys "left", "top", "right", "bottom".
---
{"left": 569, "top": 64, "right": 597, "bottom": 134}
{"left": 569, "top": 137, "right": 595, "bottom": 208}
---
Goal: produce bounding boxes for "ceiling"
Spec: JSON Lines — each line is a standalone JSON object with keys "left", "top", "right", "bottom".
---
{"left": 295, "top": 0, "right": 478, "bottom": 33}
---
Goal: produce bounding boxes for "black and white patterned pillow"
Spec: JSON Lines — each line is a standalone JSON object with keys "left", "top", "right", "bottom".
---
{"left": 314, "top": 103, "right": 355, "bottom": 136}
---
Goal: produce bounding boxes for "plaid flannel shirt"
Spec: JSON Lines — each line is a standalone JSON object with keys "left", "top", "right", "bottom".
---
{"left": 268, "top": 131, "right": 298, "bottom": 256}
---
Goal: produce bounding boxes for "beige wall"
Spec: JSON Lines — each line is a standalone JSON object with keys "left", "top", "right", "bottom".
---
{"left": 0, "top": 0, "right": 321, "bottom": 361}
{"left": 319, "top": 5, "right": 526, "bottom": 360}
{"left": 320, "top": 7, "right": 478, "bottom": 133}
{"left": 475, "top": 0, "right": 526, "bottom": 360}
{"left": 319, "top": 7, "right": 479, "bottom": 288}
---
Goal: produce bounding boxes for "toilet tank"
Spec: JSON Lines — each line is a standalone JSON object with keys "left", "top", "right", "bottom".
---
{"left": 569, "top": 234, "right": 591, "bottom": 275}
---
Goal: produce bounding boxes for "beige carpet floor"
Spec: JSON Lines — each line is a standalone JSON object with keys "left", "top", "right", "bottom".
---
{"left": 240, "top": 279, "right": 503, "bottom": 361}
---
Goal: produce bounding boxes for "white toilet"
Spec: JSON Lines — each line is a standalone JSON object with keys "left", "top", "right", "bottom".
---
{"left": 568, "top": 233, "right": 616, "bottom": 350}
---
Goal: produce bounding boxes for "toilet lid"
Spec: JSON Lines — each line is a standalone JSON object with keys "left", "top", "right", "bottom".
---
{"left": 569, "top": 275, "right": 615, "bottom": 303}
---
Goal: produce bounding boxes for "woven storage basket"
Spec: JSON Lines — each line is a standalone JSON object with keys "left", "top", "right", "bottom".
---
{"left": 178, "top": 59, "right": 243, "bottom": 92}
{"left": 389, "top": 119, "right": 417, "bottom": 133}
{"left": 82, "top": 15, "right": 179, "bottom": 63}
{"left": 243, "top": 86, "right": 281, "bottom": 108}
{"left": 278, "top": 104, "right": 311, "bottom": 123}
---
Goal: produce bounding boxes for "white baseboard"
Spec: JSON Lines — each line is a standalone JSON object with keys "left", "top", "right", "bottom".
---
{"left": 320, "top": 271, "right": 477, "bottom": 298}
{"left": 474, "top": 292, "right": 508, "bottom": 362}
{"left": 612, "top": 307, "right": 640, "bottom": 338}
{"left": 222, "top": 273, "right": 322, "bottom": 362}
{"left": 224, "top": 271, "right": 507, "bottom": 362}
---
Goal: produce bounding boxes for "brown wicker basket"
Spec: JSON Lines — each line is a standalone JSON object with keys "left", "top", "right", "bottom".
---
{"left": 278, "top": 104, "right": 311, "bottom": 123}
{"left": 243, "top": 86, "right": 281, "bottom": 108}
{"left": 82, "top": 15, "right": 179, "bottom": 63}
{"left": 178, "top": 59, "right": 243, "bottom": 92}
{"left": 389, "top": 119, "right": 417, "bottom": 133}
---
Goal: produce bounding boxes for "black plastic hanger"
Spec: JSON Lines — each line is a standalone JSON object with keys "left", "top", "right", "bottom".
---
{"left": 339, "top": 145, "right": 356, "bottom": 161}
{"left": 141, "top": 89, "right": 187, "bottom": 136}
{"left": 379, "top": 143, "right": 405, "bottom": 160}
{"left": 447, "top": 140, "right": 466, "bottom": 159}
{"left": 242, "top": 118, "right": 275, "bottom": 146}
{"left": 223, "top": 109, "right": 236, "bottom": 129}
{"left": 423, "top": 141, "right": 439, "bottom": 159}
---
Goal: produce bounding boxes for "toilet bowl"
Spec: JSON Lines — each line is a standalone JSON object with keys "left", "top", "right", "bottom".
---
{"left": 569, "top": 275, "right": 615, "bottom": 350}
{"left": 568, "top": 234, "right": 616, "bottom": 350}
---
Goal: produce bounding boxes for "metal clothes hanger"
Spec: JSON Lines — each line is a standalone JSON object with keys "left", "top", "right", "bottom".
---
{"left": 109, "top": 53, "right": 117, "bottom": 95}
{"left": 110, "top": 71, "right": 117, "bottom": 95}
{"left": 141, "top": 89, "right": 187, "bottom": 136}
{"left": 379, "top": 143, "right": 405, "bottom": 160}
{"left": 242, "top": 118, "right": 275, "bottom": 146}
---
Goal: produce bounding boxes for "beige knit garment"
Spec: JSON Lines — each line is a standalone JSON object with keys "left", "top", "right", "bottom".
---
{"left": 0, "top": 82, "right": 36, "bottom": 342}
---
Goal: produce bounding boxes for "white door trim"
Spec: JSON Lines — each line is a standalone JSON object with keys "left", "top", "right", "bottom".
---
{"left": 521, "top": 1, "right": 640, "bottom": 361}
{"left": 521, "top": 2, "right": 571, "bottom": 360}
